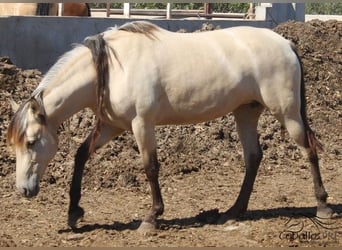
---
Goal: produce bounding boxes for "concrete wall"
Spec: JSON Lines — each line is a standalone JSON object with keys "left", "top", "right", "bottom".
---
{"left": 0, "top": 16, "right": 273, "bottom": 72}
{"left": 256, "top": 3, "right": 305, "bottom": 23}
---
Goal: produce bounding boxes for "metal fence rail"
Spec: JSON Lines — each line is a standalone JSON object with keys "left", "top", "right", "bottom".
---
{"left": 91, "top": 8, "right": 247, "bottom": 19}
{"left": 100, "top": 3, "right": 255, "bottom": 19}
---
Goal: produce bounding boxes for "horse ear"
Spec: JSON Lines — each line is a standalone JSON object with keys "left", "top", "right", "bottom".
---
{"left": 29, "top": 98, "right": 40, "bottom": 113}
{"left": 10, "top": 98, "right": 20, "bottom": 112}
{"left": 28, "top": 98, "right": 45, "bottom": 124}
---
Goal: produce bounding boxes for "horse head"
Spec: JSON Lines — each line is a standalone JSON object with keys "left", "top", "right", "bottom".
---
{"left": 7, "top": 97, "right": 58, "bottom": 197}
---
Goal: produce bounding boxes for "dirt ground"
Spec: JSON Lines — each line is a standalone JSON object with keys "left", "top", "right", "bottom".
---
{"left": 0, "top": 20, "right": 341, "bottom": 247}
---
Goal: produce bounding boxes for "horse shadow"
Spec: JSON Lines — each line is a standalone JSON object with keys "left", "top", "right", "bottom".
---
{"left": 58, "top": 204, "right": 342, "bottom": 234}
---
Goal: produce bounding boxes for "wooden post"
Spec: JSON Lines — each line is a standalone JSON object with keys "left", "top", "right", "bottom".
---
{"left": 106, "top": 2, "right": 110, "bottom": 17}
{"left": 204, "top": 3, "right": 213, "bottom": 19}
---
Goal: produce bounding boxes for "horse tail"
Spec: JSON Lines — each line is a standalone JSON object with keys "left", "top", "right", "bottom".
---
{"left": 83, "top": 34, "right": 109, "bottom": 154}
{"left": 291, "top": 43, "right": 323, "bottom": 153}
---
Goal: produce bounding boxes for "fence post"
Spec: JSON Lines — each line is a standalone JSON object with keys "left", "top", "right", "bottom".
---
{"left": 123, "top": 3, "right": 131, "bottom": 18}
{"left": 204, "top": 3, "right": 213, "bottom": 19}
{"left": 246, "top": 3, "right": 256, "bottom": 19}
{"left": 166, "top": 3, "right": 172, "bottom": 19}
{"left": 58, "top": 3, "right": 63, "bottom": 16}
{"left": 106, "top": 2, "right": 110, "bottom": 17}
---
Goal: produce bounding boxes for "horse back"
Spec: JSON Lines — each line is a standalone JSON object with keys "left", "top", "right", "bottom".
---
{"left": 103, "top": 25, "right": 299, "bottom": 125}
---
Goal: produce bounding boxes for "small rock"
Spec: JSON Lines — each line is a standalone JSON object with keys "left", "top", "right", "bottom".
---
{"left": 67, "top": 233, "right": 84, "bottom": 241}
{"left": 223, "top": 222, "right": 247, "bottom": 231}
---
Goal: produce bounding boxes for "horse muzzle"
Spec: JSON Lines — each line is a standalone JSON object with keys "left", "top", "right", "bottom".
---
{"left": 16, "top": 174, "right": 40, "bottom": 198}
{"left": 18, "top": 185, "right": 40, "bottom": 198}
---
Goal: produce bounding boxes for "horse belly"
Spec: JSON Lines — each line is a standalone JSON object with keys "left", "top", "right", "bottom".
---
{"left": 156, "top": 78, "right": 251, "bottom": 125}
{"left": 156, "top": 102, "right": 237, "bottom": 125}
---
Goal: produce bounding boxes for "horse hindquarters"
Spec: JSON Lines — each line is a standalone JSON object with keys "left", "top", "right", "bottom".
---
{"left": 263, "top": 48, "right": 332, "bottom": 218}
{"left": 277, "top": 104, "right": 332, "bottom": 218}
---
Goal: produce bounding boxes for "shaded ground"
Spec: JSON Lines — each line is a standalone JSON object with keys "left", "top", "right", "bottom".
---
{"left": 0, "top": 20, "right": 341, "bottom": 247}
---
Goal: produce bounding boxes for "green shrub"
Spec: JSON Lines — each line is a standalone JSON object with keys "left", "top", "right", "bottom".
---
{"left": 306, "top": 3, "right": 342, "bottom": 15}
{"left": 89, "top": 3, "right": 249, "bottom": 13}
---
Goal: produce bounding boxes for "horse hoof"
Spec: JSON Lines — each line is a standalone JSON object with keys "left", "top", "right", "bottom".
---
{"left": 217, "top": 207, "right": 244, "bottom": 224}
{"left": 217, "top": 215, "right": 227, "bottom": 225}
{"left": 316, "top": 206, "right": 334, "bottom": 219}
{"left": 137, "top": 221, "right": 156, "bottom": 234}
{"left": 217, "top": 213, "right": 235, "bottom": 225}
{"left": 68, "top": 207, "right": 85, "bottom": 228}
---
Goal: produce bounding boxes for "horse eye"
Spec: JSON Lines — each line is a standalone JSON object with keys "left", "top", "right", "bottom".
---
{"left": 26, "top": 140, "right": 36, "bottom": 147}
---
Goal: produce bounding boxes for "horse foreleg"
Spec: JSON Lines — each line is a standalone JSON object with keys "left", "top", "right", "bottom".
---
{"left": 68, "top": 124, "right": 124, "bottom": 228}
{"left": 132, "top": 117, "right": 164, "bottom": 232}
{"left": 220, "top": 103, "right": 264, "bottom": 223}
{"left": 68, "top": 136, "right": 89, "bottom": 228}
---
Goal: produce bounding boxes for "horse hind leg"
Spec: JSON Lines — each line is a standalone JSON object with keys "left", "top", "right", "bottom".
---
{"left": 281, "top": 112, "right": 334, "bottom": 218}
{"left": 219, "top": 102, "right": 264, "bottom": 223}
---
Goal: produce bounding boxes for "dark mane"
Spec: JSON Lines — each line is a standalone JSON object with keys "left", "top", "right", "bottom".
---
{"left": 118, "top": 21, "right": 159, "bottom": 39}
{"left": 7, "top": 34, "right": 110, "bottom": 151}
{"left": 82, "top": 34, "right": 110, "bottom": 153}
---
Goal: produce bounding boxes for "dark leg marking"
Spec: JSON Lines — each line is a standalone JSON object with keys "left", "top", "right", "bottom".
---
{"left": 139, "top": 151, "right": 164, "bottom": 232}
{"left": 219, "top": 103, "right": 264, "bottom": 223}
{"left": 68, "top": 138, "right": 91, "bottom": 228}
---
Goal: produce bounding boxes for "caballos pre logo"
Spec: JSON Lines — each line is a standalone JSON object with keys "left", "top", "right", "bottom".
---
{"left": 279, "top": 214, "right": 341, "bottom": 244}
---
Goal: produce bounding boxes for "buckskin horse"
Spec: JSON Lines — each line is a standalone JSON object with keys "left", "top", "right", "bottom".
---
{"left": 7, "top": 21, "right": 335, "bottom": 232}
{"left": 0, "top": 3, "right": 90, "bottom": 16}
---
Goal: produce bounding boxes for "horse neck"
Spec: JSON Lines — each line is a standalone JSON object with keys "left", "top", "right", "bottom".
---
{"left": 42, "top": 47, "right": 97, "bottom": 129}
